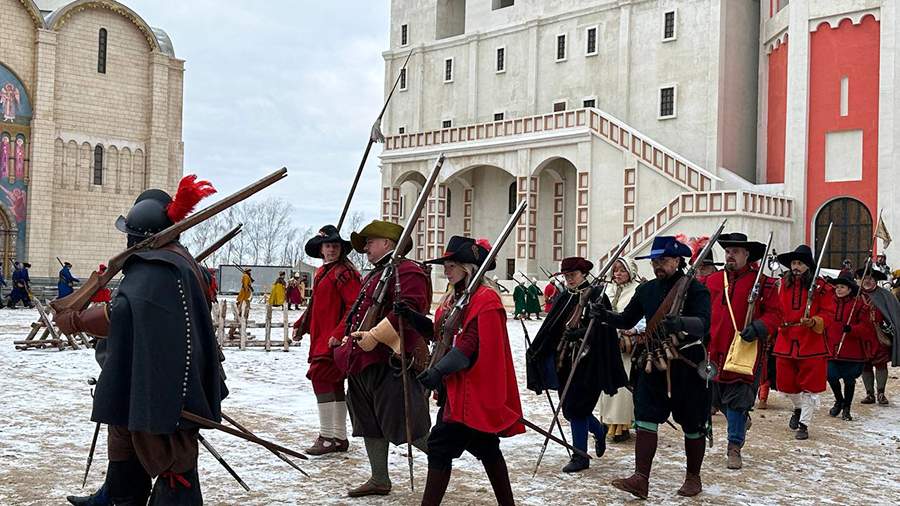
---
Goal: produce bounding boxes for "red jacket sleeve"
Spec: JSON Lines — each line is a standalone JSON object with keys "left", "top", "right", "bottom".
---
{"left": 755, "top": 277, "right": 783, "bottom": 338}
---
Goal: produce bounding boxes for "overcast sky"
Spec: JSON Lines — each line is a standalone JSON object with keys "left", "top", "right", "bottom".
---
{"left": 124, "top": 0, "right": 390, "bottom": 230}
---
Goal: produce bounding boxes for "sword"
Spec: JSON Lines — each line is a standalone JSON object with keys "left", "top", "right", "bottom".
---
{"left": 199, "top": 434, "right": 250, "bottom": 491}
{"left": 81, "top": 422, "right": 100, "bottom": 488}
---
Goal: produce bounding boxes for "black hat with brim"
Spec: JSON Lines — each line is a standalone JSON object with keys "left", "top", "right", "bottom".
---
{"left": 856, "top": 267, "right": 888, "bottom": 281}
{"left": 831, "top": 272, "right": 859, "bottom": 294}
{"left": 717, "top": 232, "right": 768, "bottom": 262}
{"left": 425, "top": 235, "right": 495, "bottom": 271}
{"left": 305, "top": 224, "right": 352, "bottom": 259}
{"left": 777, "top": 245, "right": 815, "bottom": 269}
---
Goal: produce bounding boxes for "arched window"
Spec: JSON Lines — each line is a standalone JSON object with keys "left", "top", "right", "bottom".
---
{"left": 446, "top": 188, "right": 452, "bottom": 217}
{"left": 508, "top": 182, "right": 517, "bottom": 214}
{"left": 98, "top": 28, "right": 107, "bottom": 74}
{"left": 93, "top": 145, "right": 103, "bottom": 186}
{"left": 814, "top": 197, "right": 872, "bottom": 269}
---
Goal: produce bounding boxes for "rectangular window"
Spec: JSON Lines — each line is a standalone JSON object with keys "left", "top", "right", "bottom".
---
{"left": 398, "top": 126, "right": 406, "bottom": 134}
{"left": 401, "top": 24, "right": 409, "bottom": 46}
{"left": 663, "top": 10, "right": 677, "bottom": 41}
{"left": 586, "top": 27, "right": 598, "bottom": 56}
{"left": 399, "top": 68, "right": 407, "bottom": 91}
{"left": 442, "top": 119, "right": 452, "bottom": 128}
{"left": 553, "top": 101, "right": 567, "bottom": 112}
{"left": 493, "top": 0, "right": 515, "bottom": 9}
{"left": 840, "top": 76, "right": 849, "bottom": 117}
{"left": 496, "top": 47, "right": 506, "bottom": 73}
{"left": 659, "top": 86, "right": 676, "bottom": 119}
{"left": 494, "top": 112, "right": 505, "bottom": 121}
{"left": 444, "top": 58, "right": 454, "bottom": 83}
{"left": 583, "top": 98, "right": 596, "bottom": 109}
{"left": 93, "top": 145, "right": 103, "bottom": 185}
{"left": 556, "top": 34, "right": 567, "bottom": 61}
{"left": 98, "top": 28, "right": 107, "bottom": 74}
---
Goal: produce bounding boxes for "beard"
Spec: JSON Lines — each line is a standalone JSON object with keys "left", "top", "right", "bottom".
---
{"left": 654, "top": 268, "right": 667, "bottom": 279}
{"left": 786, "top": 268, "right": 813, "bottom": 288}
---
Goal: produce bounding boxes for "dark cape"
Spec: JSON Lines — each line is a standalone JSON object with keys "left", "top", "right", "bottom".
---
{"left": 867, "top": 286, "right": 900, "bottom": 366}
{"left": 92, "top": 246, "right": 226, "bottom": 434}
{"left": 525, "top": 283, "right": 627, "bottom": 418}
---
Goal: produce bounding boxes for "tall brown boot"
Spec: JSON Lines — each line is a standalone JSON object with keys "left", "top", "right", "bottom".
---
{"left": 420, "top": 467, "right": 452, "bottom": 506}
{"left": 677, "top": 437, "right": 706, "bottom": 497}
{"left": 611, "top": 429, "right": 657, "bottom": 500}
{"left": 482, "top": 455, "right": 515, "bottom": 506}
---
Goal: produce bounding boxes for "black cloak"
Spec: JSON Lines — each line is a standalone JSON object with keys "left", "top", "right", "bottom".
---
{"left": 526, "top": 283, "right": 628, "bottom": 418}
{"left": 91, "top": 247, "right": 225, "bottom": 434}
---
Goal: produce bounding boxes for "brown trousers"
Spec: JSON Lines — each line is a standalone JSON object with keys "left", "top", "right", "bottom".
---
{"left": 107, "top": 425, "right": 199, "bottom": 477}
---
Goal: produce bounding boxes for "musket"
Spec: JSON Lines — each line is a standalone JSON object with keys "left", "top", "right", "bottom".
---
{"left": 221, "top": 412, "right": 309, "bottom": 478}
{"left": 51, "top": 168, "right": 287, "bottom": 314}
{"left": 532, "top": 234, "right": 630, "bottom": 476}
{"left": 492, "top": 276, "right": 510, "bottom": 293}
{"left": 803, "top": 222, "right": 833, "bottom": 320}
{"left": 518, "top": 316, "right": 570, "bottom": 458}
{"left": 337, "top": 49, "right": 414, "bottom": 231}
{"left": 837, "top": 213, "right": 881, "bottom": 355}
{"left": 181, "top": 410, "right": 308, "bottom": 461}
{"left": 199, "top": 434, "right": 250, "bottom": 492}
{"left": 518, "top": 271, "right": 539, "bottom": 289}
{"left": 430, "top": 200, "right": 527, "bottom": 368}
{"left": 56, "top": 257, "right": 65, "bottom": 268}
{"left": 196, "top": 224, "right": 243, "bottom": 264}
{"left": 744, "top": 232, "right": 774, "bottom": 327}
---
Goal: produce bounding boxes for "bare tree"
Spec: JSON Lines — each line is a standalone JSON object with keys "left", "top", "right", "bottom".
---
{"left": 347, "top": 211, "right": 371, "bottom": 270}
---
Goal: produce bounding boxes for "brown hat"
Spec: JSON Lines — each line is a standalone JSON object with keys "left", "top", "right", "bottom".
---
{"left": 553, "top": 257, "right": 594, "bottom": 276}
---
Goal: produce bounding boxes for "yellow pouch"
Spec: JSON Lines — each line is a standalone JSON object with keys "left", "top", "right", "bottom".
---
{"left": 722, "top": 274, "right": 758, "bottom": 376}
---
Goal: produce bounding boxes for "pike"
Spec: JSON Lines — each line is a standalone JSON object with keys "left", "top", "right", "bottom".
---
{"left": 51, "top": 168, "right": 288, "bottom": 315}
{"left": 221, "top": 412, "right": 309, "bottom": 478}
{"left": 532, "top": 234, "right": 630, "bottom": 477}
{"left": 337, "top": 49, "right": 414, "bottom": 231}
{"left": 196, "top": 224, "right": 243, "bottom": 264}
{"left": 199, "top": 434, "right": 250, "bottom": 492}
{"left": 352, "top": 153, "right": 446, "bottom": 490}
{"left": 803, "top": 222, "right": 833, "bottom": 320}
{"left": 181, "top": 410, "right": 308, "bottom": 461}
{"left": 837, "top": 213, "right": 881, "bottom": 355}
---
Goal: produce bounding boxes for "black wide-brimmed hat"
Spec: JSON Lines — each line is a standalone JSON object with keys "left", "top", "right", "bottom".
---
{"left": 830, "top": 271, "right": 859, "bottom": 294}
{"left": 856, "top": 267, "right": 888, "bottom": 281}
{"left": 777, "top": 245, "right": 815, "bottom": 269}
{"left": 553, "top": 256, "right": 594, "bottom": 276}
{"left": 305, "top": 224, "right": 352, "bottom": 259}
{"left": 701, "top": 250, "right": 724, "bottom": 267}
{"left": 717, "top": 232, "right": 768, "bottom": 263}
{"left": 425, "top": 235, "right": 496, "bottom": 270}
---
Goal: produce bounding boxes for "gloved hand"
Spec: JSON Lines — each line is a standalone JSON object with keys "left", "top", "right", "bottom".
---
{"left": 740, "top": 319, "right": 768, "bottom": 342}
{"left": 663, "top": 315, "right": 684, "bottom": 335}
{"left": 589, "top": 302, "right": 609, "bottom": 322}
{"left": 563, "top": 327, "right": 586, "bottom": 342}
{"left": 417, "top": 367, "right": 443, "bottom": 390}
{"left": 393, "top": 301, "right": 435, "bottom": 338}
{"left": 53, "top": 310, "right": 79, "bottom": 336}
{"left": 842, "top": 324, "right": 852, "bottom": 334}
{"left": 393, "top": 301, "right": 413, "bottom": 319}
{"left": 799, "top": 317, "right": 816, "bottom": 328}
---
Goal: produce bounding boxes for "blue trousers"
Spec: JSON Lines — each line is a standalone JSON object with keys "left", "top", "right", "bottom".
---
{"left": 568, "top": 415, "right": 605, "bottom": 452}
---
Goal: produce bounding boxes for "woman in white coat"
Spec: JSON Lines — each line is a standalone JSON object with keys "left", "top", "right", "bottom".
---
{"left": 599, "top": 258, "right": 644, "bottom": 442}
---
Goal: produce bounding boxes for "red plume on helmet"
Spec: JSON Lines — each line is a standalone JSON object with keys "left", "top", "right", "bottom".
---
{"left": 166, "top": 175, "right": 216, "bottom": 223}
{"left": 687, "top": 236, "right": 710, "bottom": 263}
{"left": 476, "top": 238, "right": 492, "bottom": 251}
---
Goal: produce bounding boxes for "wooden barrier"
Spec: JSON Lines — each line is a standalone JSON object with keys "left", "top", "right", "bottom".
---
{"left": 217, "top": 300, "right": 295, "bottom": 352}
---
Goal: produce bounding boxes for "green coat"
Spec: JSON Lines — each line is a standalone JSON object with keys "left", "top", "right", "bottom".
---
{"left": 513, "top": 284, "right": 527, "bottom": 315}
{"left": 526, "top": 284, "right": 542, "bottom": 313}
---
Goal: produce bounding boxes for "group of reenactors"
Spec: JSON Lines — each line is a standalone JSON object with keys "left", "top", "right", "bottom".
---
{"left": 50, "top": 174, "right": 899, "bottom": 505}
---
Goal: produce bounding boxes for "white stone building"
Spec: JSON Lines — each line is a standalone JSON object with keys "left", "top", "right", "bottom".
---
{"left": 378, "top": 0, "right": 899, "bottom": 279}
{"left": 0, "top": 0, "right": 183, "bottom": 277}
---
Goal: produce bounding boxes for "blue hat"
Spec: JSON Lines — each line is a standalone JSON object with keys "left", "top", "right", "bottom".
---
{"left": 635, "top": 236, "right": 692, "bottom": 260}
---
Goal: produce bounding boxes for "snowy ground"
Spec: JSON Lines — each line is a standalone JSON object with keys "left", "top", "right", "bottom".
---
{"left": 1, "top": 303, "right": 899, "bottom": 505}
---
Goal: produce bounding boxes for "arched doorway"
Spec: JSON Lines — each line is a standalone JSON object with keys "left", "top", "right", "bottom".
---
{"left": 0, "top": 205, "right": 15, "bottom": 274}
{"left": 533, "top": 157, "right": 578, "bottom": 272}
{"left": 814, "top": 197, "right": 872, "bottom": 269}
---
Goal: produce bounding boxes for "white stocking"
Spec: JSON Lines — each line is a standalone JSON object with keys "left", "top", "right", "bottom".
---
{"left": 333, "top": 401, "right": 348, "bottom": 440}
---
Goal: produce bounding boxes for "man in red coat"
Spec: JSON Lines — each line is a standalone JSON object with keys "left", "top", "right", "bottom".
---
{"left": 773, "top": 245, "right": 834, "bottom": 440}
{"left": 417, "top": 236, "right": 523, "bottom": 506}
{"left": 89, "top": 264, "right": 113, "bottom": 304}
{"left": 334, "top": 220, "right": 432, "bottom": 498}
{"left": 824, "top": 273, "right": 877, "bottom": 421}
{"left": 703, "top": 233, "right": 781, "bottom": 470}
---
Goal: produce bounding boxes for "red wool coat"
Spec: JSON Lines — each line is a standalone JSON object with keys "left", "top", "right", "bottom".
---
{"left": 773, "top": 277, "right": 835, "bottom": 359}
{"left": 436, "top": 285, "right": 524, "bottom": 437}
{"left": 703, "top": 264, "right": 781, "bottom": 384}
{"left": 333, "top": 258, "right": 430, "bottom": 376}
{"left": 825, "top": 294, "right": 878, "bottom": 362}
{"left": 542, "top": 283, "right": 557, "bottom": 313}
{"left": 293, "top": 262, "right": 361, "bottom": 381}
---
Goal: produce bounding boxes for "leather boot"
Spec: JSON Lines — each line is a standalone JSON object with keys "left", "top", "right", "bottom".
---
{"left": 611, "top": 429, "right": 656, "bottom": 500}
{"left": 788, "top": 409, "right": 801, "bottom": 430}
{"left": 482, "top": 455, "right": 515, "bottom": 506}
{"left": 67, "top": 481, "right": 110, "bottom": 506}
{"left": 107, "top": 459, "right": 151, "bottom": 506}
{"left": 420, "top": 467, "right": 452, "bottom": 506}
{"left": 795, "top": 423, "right": 809, "bottom": 440}
{"left": 726, "top": 442, "right": 742, "bottom": 470}
{"left": 877, "top": 391, "right": 889, "bottom": 405}
{"left": 561, "top": 454, "right": 590, "bottom": 473}
{"left": 148, "top": 469, "right": 202, "bottom": 506}
{"left": 861, "top": 393, "right": 876, "bottom": 404}
{"left": 829, "top": 400, "right": 843, "bottom": 417}
{"left": 677, "top": 437, "right": 705, "bottom": 497}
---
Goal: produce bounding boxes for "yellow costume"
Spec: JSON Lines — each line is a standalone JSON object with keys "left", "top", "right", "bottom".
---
{"left": 268, "top": 274, "right": 286, "bottom": 306}
{"left": 236, "top": 272, "right": 253, "bottom": 305}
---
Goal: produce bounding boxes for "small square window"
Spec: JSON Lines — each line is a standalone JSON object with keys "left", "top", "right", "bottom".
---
{"left": 586, "top": 27, "right": 598, "bottom": 55}
{"left": 496, "top": 47, "right": 506, "bottom": 73}
{"left": 398, "top": 126, "right": 406, "bottom": 134}
{"left": 401, "top": 24, "right": 409, "bottom": 46}
{"left": 494, "top": 112, "right": 505, "bottom": 121}
{"left": 583, "top": 99, "right": 596, "bottom": 109}
{"left": 553, "top": 101, "right": 567, "bottom": 112}
{"left": 442, "top": 119, "right": 452, "bottom": 128}
{"left": 444, "top": 58, "right": 454, "bottom": 83}
{"left": 663, "top": 10, "right": 677, "bottom": 41}
{"left": 556, "top": 34, "right": 567, "bottom": 61}
{"left": 492, "top": 0, "right": 514, "bottom": 9}
{"left": 399, "top": 68, "right": 407, "bottom": 91}
{"left": 659, "top": 86, "right": 676, "bottom": 119}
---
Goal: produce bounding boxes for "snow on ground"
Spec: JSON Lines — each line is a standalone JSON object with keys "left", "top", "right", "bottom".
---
{"left": 1, "top": 303, "right": 899, "bottom": 505}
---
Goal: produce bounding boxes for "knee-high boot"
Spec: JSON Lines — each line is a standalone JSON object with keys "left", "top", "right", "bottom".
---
{"left": 420, "top": 467, "right": 452, "bottom": 506}
{"left": 482, "top": 455, "right": 515, "bottom": 506}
